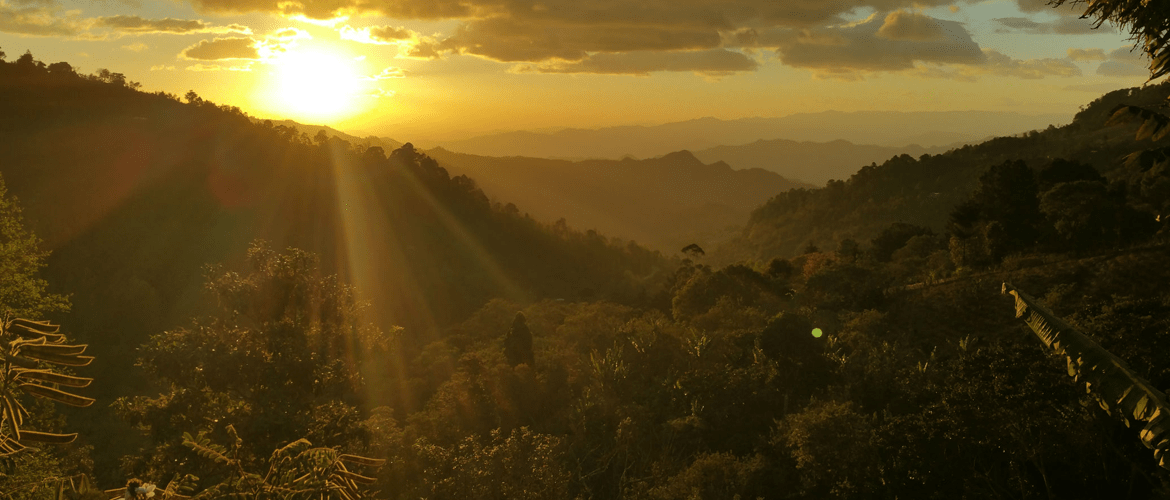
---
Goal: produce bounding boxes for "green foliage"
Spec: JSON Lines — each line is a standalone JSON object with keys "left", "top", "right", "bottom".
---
{"left": 1004, "top": 282, "right": 1170, "bottom": 471}
{"left": 413, "top": 428, "right": 568, "bottom": 500}
{"left": 180, "top": 430, "right": 383, "bottom": 499}
{"left": 0, "top": 178, "right": 68, "bottom": 321}
{"left": 115, "top": 242, "right": 387, "bottom": 483}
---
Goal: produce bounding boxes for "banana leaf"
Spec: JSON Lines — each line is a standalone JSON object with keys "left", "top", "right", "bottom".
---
{"left": 1003, "top": 282, "right": 1170, "bottom": 470}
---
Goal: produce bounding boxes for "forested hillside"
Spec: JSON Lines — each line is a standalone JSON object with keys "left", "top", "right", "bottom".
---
{"left": 0, "top": 51, "right": 672, "bottom": 482}
{"left": 428, "top": 148, "right": 810, "bottom": 253}
{"left": 4, "top": 47, "right": 1170, "bottom": 500}
{"left": 719, "top": 82, "right": 1170, "bottom": 263}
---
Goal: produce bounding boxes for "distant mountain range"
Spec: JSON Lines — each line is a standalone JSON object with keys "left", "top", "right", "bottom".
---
{"left": 692, "top": 139, "right": 957, "bottom": 185}
{"left": 427, "top": 148, "right": 811, "bottom": 253}
{"left": 428, "top": 111, "right": 1069, "bottom": 161}
{"left": 260, "top": 118, "right": 404, "bottom": 151}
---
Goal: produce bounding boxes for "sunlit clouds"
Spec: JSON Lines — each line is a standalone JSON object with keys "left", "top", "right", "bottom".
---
{"left": 0, "top": 0, "right": 1156, "bottom": 138}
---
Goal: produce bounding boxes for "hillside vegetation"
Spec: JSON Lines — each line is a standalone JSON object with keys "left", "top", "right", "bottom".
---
{"left": 718, "top": 82, "right": 1170, "bottom": 263}
{"left": 4, "top": 48, "right": 1170, "bottom": 500}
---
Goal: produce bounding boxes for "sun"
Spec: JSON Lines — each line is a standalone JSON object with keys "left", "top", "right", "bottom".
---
{"left": 263, "top": 47, "right": 363, "bottom": 123}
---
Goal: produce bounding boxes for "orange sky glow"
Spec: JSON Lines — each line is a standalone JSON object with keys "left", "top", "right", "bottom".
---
{"left": 0, "top": 0, "right": 1154, "bottom": 142}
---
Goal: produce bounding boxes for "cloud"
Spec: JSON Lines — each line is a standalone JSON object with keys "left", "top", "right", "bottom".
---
{"left": 993, "top": 16, "right": 1110, "bottom": 35}
{"left": 438, "top": 17, "right": 722, "bottom": 63}
{"left": 150, "top": 64, "right": 176, "bottom": 70}
{"left": 340, "top": 24, "right": 416, "bottom": 44}
{"left": 270, "top": 27, "right": 310, "bottom": 40}
{"left": 0, "top": 0, "right": 90, "bottom": 37}
{"left": 909, "top": 50, "right": 1081, "bottom": 81}
{"left": 185, "top": 62, "right": 253, "bottom": 71}
{"left": 366, "top": 66, "right": 406, "bottom": 79}
{"left": 514, "top": 49, "right": 759, "bottom": 76}
{"left": 876, "top": 10, "right": 947, "bottom": 41}
{"left": 1107, "top": 46, "right": 1144, "bottom": 62}
{"left": 123, "top": 42, "right": 148, "bottom": 51}
{"left": 773, "top": 13, "right": 984, "bottom": 78}
{"left": 1067, "top": 48, "right": 1106, "bottom": 61}
{"left": 94, "top": 15, "right": 250, "bottom": 34}
{"left": 365, "top": 88, "right": 395, "bottom": 98}
{"left": 1096, "top": 60, "right": 1148, "bottom": 77}
{"left": 181, "top": 37, "right": 261, "bottom": 60}
{"left": 1091, "top": 46, "right": 1149, "bottom": 77}
{"left": 978, "top": 49, "right": 1080, "bottom": 79}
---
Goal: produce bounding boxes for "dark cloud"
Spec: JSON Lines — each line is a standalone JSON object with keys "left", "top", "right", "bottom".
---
{"left": 439, "top": 17, "right": 722, "bottom": 62}
{"left": 876, "top": 10, "right": 946, "bottom": 41}
{"left": 95, "top": 15, "right": 250, "bottom": 34}
{"left": 515, "top": 49, "right": 758, "bottom": 76}
{"left": 774, "top": 12, "right": 984, "bottom": 77}
{"left": 181, "top": 37, "right": 261, "bottom": 60}
{"left": 993, "top": 15, "right": 1110, "bottom": 35}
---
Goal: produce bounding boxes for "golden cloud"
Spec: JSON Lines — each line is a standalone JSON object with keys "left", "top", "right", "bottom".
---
{"left": 0, "top": 0, "right": 90, "bottom": 37}
{"left": 95, "top": 15, "right": 251, "bottom": 34}
{"left": 181, "top": 37, "right": 261, "bottom": 60}
{"left": 515, "top": 49, "right": 759, "bottom": 76}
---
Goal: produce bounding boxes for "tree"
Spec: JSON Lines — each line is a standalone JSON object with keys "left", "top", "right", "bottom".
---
{"left": 116, "top": 241, "right": 391, "bottom": 482}
{"left": 0, "top": 176, "right": 69, "bottom": 319}
{"left": 503, "top": 312, "right": 534, "bottom": 368}
{"left": 870, "top": 223, "right": 933, "bottom": 262}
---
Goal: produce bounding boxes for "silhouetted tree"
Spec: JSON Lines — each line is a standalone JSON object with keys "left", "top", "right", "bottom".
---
{"left": 1038, "top": 159, "right": 1104, "bottom": 192}
{"left": 681, "top": 243, "right": 705, "bottom": 258}
{"left": 503, "top": 312, "right": 534, "bottom": 367}
{"left": 870, "top": 223, "right": 933, "bottom": 262}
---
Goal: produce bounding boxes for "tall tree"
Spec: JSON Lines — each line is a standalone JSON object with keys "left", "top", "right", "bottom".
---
{"left": 116, "top": 241, "right": 391, "bottom": 483}
{"left": 503, "top": 312, "right": 534, "bottom": 368}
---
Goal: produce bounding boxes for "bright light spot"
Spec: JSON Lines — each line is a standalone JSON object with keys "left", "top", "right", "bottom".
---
{"left": 264, "top": 47, "right": 362, "bottom": 122}
{"left": 811, "top": 328, "right": 823, "bottom": 338}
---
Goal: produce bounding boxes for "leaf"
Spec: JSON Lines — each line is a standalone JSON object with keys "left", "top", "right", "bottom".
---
{"left": 19, "top": 343, "right": 87, "bottom": 357}
{"left": 14, "top": 369, "right": 93, "bottom": 387}
{"left": 9, "top": 319, "right": 60, "bottom": 334}
{"left": 1, "top": 352, "right": 43, "bottom": 369}
{"left": 18, "top": 349, "right": 94, "bottom": 367}
{"left": 18, "top": 430, "right": 78, "bottom": 444}
{"left": 338, "top": 454, "right": 387, "bottom": 467}
{"left": 182, "top": 431, "right": 234, "bottom": 465}
{"left": 19, "top": 383, "right": 95, "bottom": 407}
{"left": 1003, "top": 282, "right": 1170, "bottom": 471}
{"left": 332, "top": 469, "right": 377, "bottom": 485}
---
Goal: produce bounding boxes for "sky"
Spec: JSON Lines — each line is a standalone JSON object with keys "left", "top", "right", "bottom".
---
{"left": 0, "top": 0, "right": 1155, "bottom": 142}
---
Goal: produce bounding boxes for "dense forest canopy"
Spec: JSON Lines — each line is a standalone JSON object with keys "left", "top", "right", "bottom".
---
{"left": 3, "top": 40, "right": 1170, "bottom": 500}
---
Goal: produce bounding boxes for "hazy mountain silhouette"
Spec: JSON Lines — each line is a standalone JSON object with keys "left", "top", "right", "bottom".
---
{"left": 433, "top": 111, "right": 1068, "bottom": 160}
{"left": 715, "top": 83, "right": 1170, "bottom": 263}
{"left": 692, "top": 139, "right": 957, "bottom": 185}
{"left": 260, "top": 118, "right": 404, "bottom": 152}
{"left": 427, "top": 148, "right": 812, "bottom": 252}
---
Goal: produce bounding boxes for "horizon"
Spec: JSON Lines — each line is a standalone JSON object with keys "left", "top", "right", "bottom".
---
{"left": 0, "top": 0, "right": 1154, "bottom": 143}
